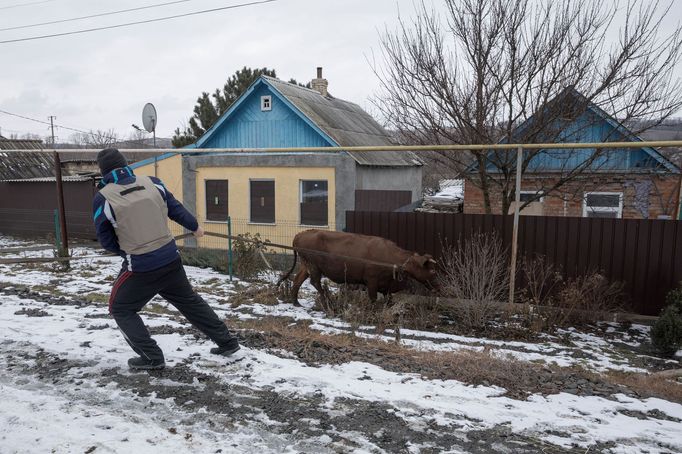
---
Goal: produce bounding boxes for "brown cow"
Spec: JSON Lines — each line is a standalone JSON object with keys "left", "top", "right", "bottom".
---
{"left": 278, "top": 230, "right": 437, "bottom": 305}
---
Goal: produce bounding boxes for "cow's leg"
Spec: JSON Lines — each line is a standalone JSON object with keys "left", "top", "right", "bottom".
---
{"left": 307, "top": 265, "right": 326, "bottom": 297}
{"left": 290, "top": 266, "right": 309, "bottom": 307}
{"left": 366, "top": 282, "right": 379, "bottom": 302}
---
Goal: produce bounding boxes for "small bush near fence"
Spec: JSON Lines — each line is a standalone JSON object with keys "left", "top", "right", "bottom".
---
{"left": 312, "top": 284, "right": 442, "bottom": 337}
{"left": 304, "top": 232, "right": 628, "bottom": 337}
{"left": 232, "top": 233, "right": 270, "bottom": 280}
{"left": 651, "top": 285, "right": 682, "bottom": 357}
{"left": 180, "top": 233, "right": 273, "bottom": 281}
{"left": 519, "top": 255, "right": 626, "bottom": 332}
{"left": 437, "top": 233, "right": 509, "bottom": 330}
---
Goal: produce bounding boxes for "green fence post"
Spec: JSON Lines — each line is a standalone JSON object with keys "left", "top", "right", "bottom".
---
{"left": 54, "top": 209, "right": 61, "bottom": 253}
{"left": 227, "top": 216, "right": 233, "bottom": 282}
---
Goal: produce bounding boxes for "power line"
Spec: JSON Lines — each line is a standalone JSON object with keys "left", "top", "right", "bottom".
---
{"left": 0, "top": 0, "right": 277, "bottom": 44}
{"left": 0, "top": 108, "right": 170, "bottom": 147}
{"left": 0, "top": 108, "right": 114, "bottom": 137}
{"left": 0, "top": 0, "right": 197, "bottom": 32}
{"left": 0, "top": 0, "right": 56, "bottom": 11}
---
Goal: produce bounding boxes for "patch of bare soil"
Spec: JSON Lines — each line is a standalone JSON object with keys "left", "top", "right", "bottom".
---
{"left": 3, "top": 282, "right": 680, "bottom": 404}
{"left": 226, "top": 316, "right": 682, "bottom": 404}
{"left": 0, "top": 343, "right": 594, "bottom": 453}
{"left": 13, "top": 307, "right": 50, "bottom": 317}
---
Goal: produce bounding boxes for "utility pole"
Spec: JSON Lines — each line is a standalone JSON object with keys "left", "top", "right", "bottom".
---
{"left": 50, "top": 116, "right": 69, "bottom": 259}
{"left": 508, "top": 146, "right": 523, "bottom": 307}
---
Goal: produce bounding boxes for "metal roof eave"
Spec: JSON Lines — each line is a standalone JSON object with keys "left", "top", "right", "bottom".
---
{"left": 129, "top": 151, "right": 179, "bottom": 170}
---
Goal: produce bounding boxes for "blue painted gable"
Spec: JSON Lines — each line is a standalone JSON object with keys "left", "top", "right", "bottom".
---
{"left": 520, "top": 108, "right": 667, "bottom": 172}
{"left": 484, "top": 91, "right": 679, "bottom": 174}
{"left": 196, "top": 79, "right": 336, "bottom": 149}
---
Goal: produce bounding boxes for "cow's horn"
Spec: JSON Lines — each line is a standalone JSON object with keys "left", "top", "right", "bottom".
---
{"left": 428, "top": 258, "right": 437, "bottom": 264}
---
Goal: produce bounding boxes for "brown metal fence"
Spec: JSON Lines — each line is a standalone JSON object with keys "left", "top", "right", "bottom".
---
{"left": 0, "top": 208, "right": 96, "bottom": 239}
{"left": 345, "top": 211, "right": 682, "bottom": 316}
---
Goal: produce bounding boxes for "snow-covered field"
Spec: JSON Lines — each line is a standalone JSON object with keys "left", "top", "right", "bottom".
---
{"left": 1, "top": 235, "right": 681, "bottom": 453}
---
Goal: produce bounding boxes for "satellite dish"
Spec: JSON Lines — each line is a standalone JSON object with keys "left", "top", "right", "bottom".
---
{"left": 142, "top": 103, "right": 157, "bottom": 133}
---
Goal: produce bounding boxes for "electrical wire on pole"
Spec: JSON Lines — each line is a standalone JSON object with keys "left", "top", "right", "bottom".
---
{"left": 0, "top": 0, "right": 57, "bottom": 11}
{"left": 0, "top": 0, "right": 278, "bottom": 44}
{"left": 0, "top": 0, "right": 198, "bottom": 32}
{"left": 48, "top": 114, "right": 69, "bottom": 259}
{"left": 48, "top": 115, "right": 56, "bottom": 147}
{"left": 0, "top": 108, "right": 165, "bottom": 147}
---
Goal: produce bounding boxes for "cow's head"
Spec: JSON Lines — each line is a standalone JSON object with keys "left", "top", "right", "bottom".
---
{"left": 404, "top": 253, "right": 438, "bottom": 286}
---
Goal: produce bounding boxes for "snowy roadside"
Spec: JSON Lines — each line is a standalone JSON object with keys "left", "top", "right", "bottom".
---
{"left": 1, "top": 237, "right": 682, "bottom": 453}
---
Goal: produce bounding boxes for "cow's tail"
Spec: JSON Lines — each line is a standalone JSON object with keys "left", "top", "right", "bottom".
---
{"left": 276, "top": 250, "right": 298, "bottom": 288}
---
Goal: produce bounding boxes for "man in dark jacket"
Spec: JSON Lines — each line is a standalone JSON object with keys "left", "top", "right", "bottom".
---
{"left": 93, "top": 148, "right": 239, "bottom": 370}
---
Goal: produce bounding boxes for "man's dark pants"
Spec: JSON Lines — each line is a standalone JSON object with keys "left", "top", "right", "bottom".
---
{"left": 109, "top": 257, "right": 233, "bottom": 362}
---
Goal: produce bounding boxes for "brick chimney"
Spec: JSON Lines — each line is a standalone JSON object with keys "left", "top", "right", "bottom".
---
{"left": 311, "top": 67, "right": 328, "bottom": 97}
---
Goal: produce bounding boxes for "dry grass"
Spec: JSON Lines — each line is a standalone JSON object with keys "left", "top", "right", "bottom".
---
{"left": 83, "top": 293, "right": 108, "bottom": 304}
{"left": 227, "top": 316, "right": 682, "bottom": 403}
{"left": 519, "top": 255, "right": 627, "bottom": 332}
{"left": 230, "top": 317, "right": 582, "bottom": 399}
{"left": 311, "top": 283, "right": 443, "bottom": 335}
{"left": 229, "top": 285, "right": 279, "bottom": 308}
{"left": 606, "top": 371, "right": 682, "bottom": 403}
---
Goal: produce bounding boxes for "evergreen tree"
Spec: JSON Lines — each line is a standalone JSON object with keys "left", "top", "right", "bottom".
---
{"left": 172, "top": 67, "right": 309, "bottom": 148}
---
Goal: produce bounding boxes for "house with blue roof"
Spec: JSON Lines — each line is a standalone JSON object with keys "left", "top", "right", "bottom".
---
{"left": 132, "top": 68, "right": 422, "bottom": 245}
{"left": 463, "top": 89, "right": 681, "bottom": 219}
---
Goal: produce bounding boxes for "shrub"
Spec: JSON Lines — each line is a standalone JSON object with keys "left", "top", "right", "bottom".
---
{"left": 664, "top": 284, "right": 682, "bottom": 312}
{"left": 179, "top": 233, "right": 272, "bottom": 281}
{"left": 519, "top": 255, "right": 626, "bottom": 331}
{"left": 437, "top": 233, "right": 508, "bottom": 329}
{"left": 553, "top": 273, "right": 625, "bottom": 325}
{"left": 231, "top": 233, "right": 271, "bottom": 280}
{"left": 651, "top": 285, "right": 682, "bottom": 357}
{"left": 312, "top": 283, "right": 442, "bottom": 336}
{"left": 520, "top": 255, "right": 563, "bottom": 307}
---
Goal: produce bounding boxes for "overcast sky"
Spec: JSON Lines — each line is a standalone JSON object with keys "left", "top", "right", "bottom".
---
{"left": 0, "top": 0, "right": 681, "bottom": 144}
{"left": 0, "top": 0, "right": 426, "bottom": 142}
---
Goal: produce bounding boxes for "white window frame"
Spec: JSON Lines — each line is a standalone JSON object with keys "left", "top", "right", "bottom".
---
{"left": 519, "top": 190, "right": 545, "bottom": 203}
{"left": 299, "top": 179, "right": 329, "bottom": 227}
{"left": 248, "top": 178, "right": 276, "bottom": 225}
{"left": 582, "top": 191, "right": 623, "bottom": 218}
{"left": 261, "top": 95, "right": 272, "bottom": 111}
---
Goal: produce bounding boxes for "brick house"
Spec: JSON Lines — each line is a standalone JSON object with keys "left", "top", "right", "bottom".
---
{"left": 464, "top": 91, "right": 681, "bottom": 219}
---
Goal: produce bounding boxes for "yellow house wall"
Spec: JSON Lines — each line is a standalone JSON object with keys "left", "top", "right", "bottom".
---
{"left": 133, "top": 154, "right": 183, "bottom": 202}
{"left": 195, "top": 166, "right": 336, "bottom": 248}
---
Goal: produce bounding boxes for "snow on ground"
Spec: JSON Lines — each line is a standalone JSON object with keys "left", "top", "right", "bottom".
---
{"left": 1, "top": 236, "right": 681, "bottom": 453}
{"left": 239, "top": 300, "right": 661, "bottom": 373}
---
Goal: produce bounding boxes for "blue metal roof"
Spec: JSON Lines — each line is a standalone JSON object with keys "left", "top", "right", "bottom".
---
{"left": 191, "top": 75, "right": 420, "bottom": 167}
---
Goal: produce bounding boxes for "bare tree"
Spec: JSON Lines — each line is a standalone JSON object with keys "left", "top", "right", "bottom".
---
{"left": 83, "top": 129, "right": 119, "bottom": 148}
{"left": 373, "top": 0, "right": 682, "bottom": 214}
{"left": 68, "top": 132, "right": 89, "bottom": 148}
{"left": 119, "top": 129, "right": 149, "bottom": 149}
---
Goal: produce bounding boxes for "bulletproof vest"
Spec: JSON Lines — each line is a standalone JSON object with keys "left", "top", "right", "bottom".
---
{"left": 99, "top": 175, "right": 174, "bottom": 255}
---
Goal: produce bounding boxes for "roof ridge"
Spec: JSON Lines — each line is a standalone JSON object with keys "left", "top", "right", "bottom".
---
{"left": 260, "top": 74, "right": 322, "bottom": 95}
{"left": 261, "top": 74, "right": 365, "bottom": 110}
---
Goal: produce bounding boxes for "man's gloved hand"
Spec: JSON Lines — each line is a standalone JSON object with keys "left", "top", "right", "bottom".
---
{"left": 193, "top": 226, "right": 205, "bottom": 238}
